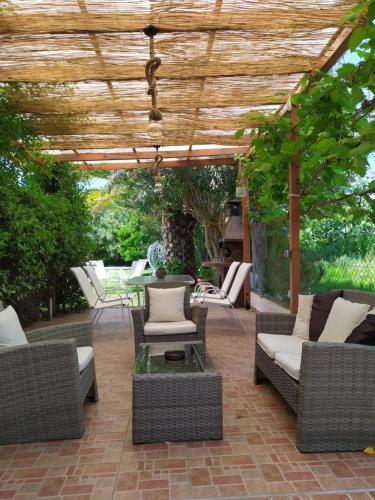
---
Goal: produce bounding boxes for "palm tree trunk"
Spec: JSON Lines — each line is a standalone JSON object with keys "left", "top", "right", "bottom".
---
{"left": 162, "top": 210, "right": 196, "bottom": 275}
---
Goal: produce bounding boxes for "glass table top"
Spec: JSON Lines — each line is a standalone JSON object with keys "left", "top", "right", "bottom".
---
{"left": 134, "top": 341, "right": 215, "bottom": 375}
{"left": 126, "top": 274, "right": 195, "bottom": 286}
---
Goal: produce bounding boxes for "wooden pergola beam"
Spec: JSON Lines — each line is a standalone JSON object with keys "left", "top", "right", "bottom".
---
{"left": 277, "top": 27, "right": 355, "bottom": 116}
{"left": 0, "top": 9, "right": 353, "bottom": 35}
{"left": 78, "top": 157, "right": 237, "bottom": 171}
{"left": 16, "top": 95, "right": 285, "bottom": 113}
{"left": 54, "top": 147, "right": 247, "bottom": 162}
{"left": 289, "top": 105, "right": 300, "bottom": 314}
{"left": 317, "top": 27, "right": 353, "bottom": 72}
{"left": 0, "top": 57, "right": 317, "bottom": 83}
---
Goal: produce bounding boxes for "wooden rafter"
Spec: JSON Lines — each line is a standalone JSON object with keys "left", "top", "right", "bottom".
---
{"left": 0, "top": 1, "right": 356, "bottom": 154}
{"left": 77, "top": 157, "right": 237, "bottom": 171}
{"left": 277, "top": 26, "right": 355, "bottom": 116}
{"left": 189, "top": 0, "right": 223, "bottom": 149}
{"left": 0, "top": 57, "right": 318, "bottom": 83}
{"left": 0, "top": 9, "right": 355, "bottom": 35}
{"left": 54, "top": 147, "right": 247, "bottom": 162}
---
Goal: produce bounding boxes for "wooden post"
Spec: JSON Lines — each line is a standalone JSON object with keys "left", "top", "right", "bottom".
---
{"left": 289, "top": 104, "right": 300, "bottom": 314}
{"left": 242, "top": 179, "right": 251, "bottom": 309}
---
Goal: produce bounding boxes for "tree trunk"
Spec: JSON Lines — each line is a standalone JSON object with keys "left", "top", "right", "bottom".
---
{"left": 204, "top": 222, "right": 222, "bottom": 261}
{"left": 162, "top": 210, "right": 196, "bottom": 275}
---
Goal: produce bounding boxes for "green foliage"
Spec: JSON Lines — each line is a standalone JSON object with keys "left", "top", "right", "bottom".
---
{"left": 239, "top": 1, "right": 375, "bottom": 223}
{"left": 117, "top": 211, "right": 160, "bottom": 262}
{"left": 107, "top": 165, "right": 237, "bottom": 263}
{"left": 0, "top": 84, "right": 92, "bottom": 324}
{"left": 301, "top": 215, "right": 375, "bottom": 260}
{"left": 165, "top": 258, "right": 184, "bottom": 275}
{"left": 90, "top": 206, "right": 126, "bottom": 264}
{"left": 197, "top": 265, "right": 215, "bottom": 282}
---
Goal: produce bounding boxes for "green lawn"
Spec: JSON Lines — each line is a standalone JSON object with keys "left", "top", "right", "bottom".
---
{"left": 304, "top": 255, "right": 375, "bottom": 294}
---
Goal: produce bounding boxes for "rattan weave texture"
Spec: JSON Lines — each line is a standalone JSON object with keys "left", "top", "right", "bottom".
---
{"left": 255, "top": 289, "right": 375, "bottom": 452}
{"left": 0, "top": 321, "right": 98, "bottom": 445}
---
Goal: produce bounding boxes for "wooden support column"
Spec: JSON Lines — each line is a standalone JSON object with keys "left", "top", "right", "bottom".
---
{"left": 242, "top": 177, "right": 251, "bottom": 309}
{"left": 289, "top": 104, "right": 300, "bottom": 314}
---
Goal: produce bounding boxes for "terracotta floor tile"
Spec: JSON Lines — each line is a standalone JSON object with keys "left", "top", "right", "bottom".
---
{"left": 115, "top": 471, "right": 138, "bottom": 491}
{"left": 260, "top": 463, "right": 284, "bottom": 482}
{"left": 2, "top": 307, "right": 375, "bottom": 499}
{"left": 36, "top": 477, "right": 65, "bottom": 497}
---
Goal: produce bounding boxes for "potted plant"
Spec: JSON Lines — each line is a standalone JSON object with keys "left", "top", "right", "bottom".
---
{"left": 154, "top": 259, "right": 167, "bottom": 279}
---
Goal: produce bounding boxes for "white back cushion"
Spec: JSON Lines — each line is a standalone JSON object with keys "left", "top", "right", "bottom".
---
{"left": 0, "top": 306, "right": 28, "bottom": 347}
{"left": 148, "top": 287, "right": 186, "bottom": 322}
{"left": 221, "top": 261, "right": 240, "bottom": 294}
{"left": 292, "top": 294, "right": 314, "bottom": 340}
{"left": 318, "top": 297, "right": 370, "bottom": 343}
{"left": 228, "top": 263, "right": 252, "bottom": 304}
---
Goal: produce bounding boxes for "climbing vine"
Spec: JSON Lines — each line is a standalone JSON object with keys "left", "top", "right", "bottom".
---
{"left": 237, "top": 0, "right": 375, "bottom": 223}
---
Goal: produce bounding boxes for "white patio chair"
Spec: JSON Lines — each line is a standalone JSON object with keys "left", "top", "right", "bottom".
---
{"left": 128, "top": 259, "right": 148, "bottom": 279}
{"left": 193, "top": 262, "right": 252, "bottom": 334}
{"left": 84, "top": 265, "right": 133, "bottom": 304}
{"left": 193, "top": 261, "right": 241, "bottom": 301}
{"left": 71, "top": 267, "right": 132, "bottom": 335}
{"left": 86, "top": 260, "right": 107, "bottom": 280}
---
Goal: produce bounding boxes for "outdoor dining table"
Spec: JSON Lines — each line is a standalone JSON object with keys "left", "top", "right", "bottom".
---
{"left": 126, "top": 274, "right": 195, "bottom": 306}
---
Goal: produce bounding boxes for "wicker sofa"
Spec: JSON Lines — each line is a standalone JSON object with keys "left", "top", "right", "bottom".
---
{"left": 131, "top": 282, "right": 208, "bottom": 354}
{"left": 254, "top": 289, "right": 375, "bottom": 453}
{"left": 0, "top": 321, "right": 98, "bottom": 445}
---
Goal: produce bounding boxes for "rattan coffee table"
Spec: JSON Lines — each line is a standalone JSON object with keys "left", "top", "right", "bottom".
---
{"left": 132, "top": 341, "right": 223, "bottom": 444}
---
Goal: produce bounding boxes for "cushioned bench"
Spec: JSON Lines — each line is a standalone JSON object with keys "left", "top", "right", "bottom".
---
{"left": 254, "top": 289, "right": 375, "bottom": 453}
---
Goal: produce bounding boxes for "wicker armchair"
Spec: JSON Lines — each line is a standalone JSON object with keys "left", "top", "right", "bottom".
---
{"left": 0, "top": 321, "right": 98, "bottom": 445}
{"left": 254, "top": 289, "right": 375, "bottom": 453}
{"left": 131, "top": 282, "right": 208, "bottom": 354}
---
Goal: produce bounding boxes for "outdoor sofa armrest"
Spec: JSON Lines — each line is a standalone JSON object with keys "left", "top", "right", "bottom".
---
{"left": 131, "top": 307, "right": 145, "bottom": 353}
{"left": 256, "top": 312, "right": 296, "bottom": 336}
{"left": 297, "top": 341, "right": 375, "bottom": 452}
{"left": 191, "top": 304, "right": 208, "bottom": 344}
{"left": 0, "top": 339, "right": 83, "bottom": 444}
{"left": 26, "top": 321, "right": 93, "bottom": 347}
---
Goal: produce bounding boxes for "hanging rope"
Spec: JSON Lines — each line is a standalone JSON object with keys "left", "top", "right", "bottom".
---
{"left": 153, "top": 153, "right": 163, "bottom": 181}
{"left": 144, "top": 29, "right": 163, "bottom": 122}
{"left": 153, "top": 153, "right": 163, "bottom": 193}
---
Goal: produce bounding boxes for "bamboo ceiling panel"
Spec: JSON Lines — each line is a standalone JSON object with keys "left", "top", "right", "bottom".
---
{"left": 0, "top": 0, "right": 356, "bottom": 152}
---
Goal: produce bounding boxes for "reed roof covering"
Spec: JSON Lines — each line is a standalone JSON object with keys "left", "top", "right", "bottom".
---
{"left": 0, "top": 0, "right": 356, "bottom": 157}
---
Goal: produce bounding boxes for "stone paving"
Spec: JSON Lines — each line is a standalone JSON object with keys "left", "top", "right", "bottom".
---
{"left": 1, "top": 306, "right": 375, "bottom": 499}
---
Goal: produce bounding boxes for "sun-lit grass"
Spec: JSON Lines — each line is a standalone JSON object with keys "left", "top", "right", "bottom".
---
{"left": 308, "top": 254, "right": 375, "bottom": 294}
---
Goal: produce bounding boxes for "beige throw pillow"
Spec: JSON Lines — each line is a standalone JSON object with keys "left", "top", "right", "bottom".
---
{"left": 318, "top": 297, "right": 370, "bottom": 343}
{"left": 148, "top": 286, "right": 186, "bottom": 323}
{"left": 292, "top": 294, "right": 314, "bottom": 340}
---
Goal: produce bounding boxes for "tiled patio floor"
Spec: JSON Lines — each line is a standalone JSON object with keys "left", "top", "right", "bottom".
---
{"left": 1, "top": 306, "right": 375, "bottom": 500}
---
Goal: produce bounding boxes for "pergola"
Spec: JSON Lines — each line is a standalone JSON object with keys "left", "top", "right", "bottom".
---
{"left": 0, "top": 0, "right": 357, "bottom": 311}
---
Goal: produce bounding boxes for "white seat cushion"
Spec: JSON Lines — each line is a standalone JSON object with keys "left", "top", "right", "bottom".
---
{"left": 144, "top": 320, "right": 197, "bottom": 336}
{"left": 194, "top": 296, "right": 230, "bottom": 305}
{"left": 77, "top": 346, "right": 93, "bottom": 372}
{"left": 148, "top": 287, "right": 186, "bottom": 322}
{"left": 318, "top": 297, "right": 370, "bottom": 343}
{"left": 95, "top": 297, "right": 132, "bottom": 309}
{"left": 192, "top": 292, "right": 222, "bottom": 300}
{"left": 274, "top": 352, "right": 301, "bottom": 381}
{"left": 0, "top": 306, "right": 28, "bottom": 347}
{"left": 257, "top": 333, "right": 305, "bottom": 359}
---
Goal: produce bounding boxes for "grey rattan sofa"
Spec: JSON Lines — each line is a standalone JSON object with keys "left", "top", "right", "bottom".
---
{"left": 131, "top": 282, "right": 208, "bottom": 354}
{"left": 254, "top": 289, "right": 375, "bottom": 453}
{"left": 0, "top": 321, "right": 98, "bottom": 445}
